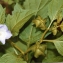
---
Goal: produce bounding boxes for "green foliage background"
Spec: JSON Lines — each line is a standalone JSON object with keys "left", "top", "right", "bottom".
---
{"left": 0, "top": 0, "right": 63, "bottom": 63}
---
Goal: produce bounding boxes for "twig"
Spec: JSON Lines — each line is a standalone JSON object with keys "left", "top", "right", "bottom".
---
{"left": 7, "top": 39, "right": 24, "bottom": 55}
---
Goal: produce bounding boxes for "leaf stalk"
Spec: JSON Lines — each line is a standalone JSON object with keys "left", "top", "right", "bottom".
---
{"left": 7, "top": 39, "right": 24, "bottom": 55}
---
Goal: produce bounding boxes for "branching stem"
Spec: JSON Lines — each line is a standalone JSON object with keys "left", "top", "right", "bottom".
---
{"left": 24, "top": 39, "right": 63, "bottom": 54}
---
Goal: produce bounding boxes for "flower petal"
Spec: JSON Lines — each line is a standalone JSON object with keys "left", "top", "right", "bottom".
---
{"left": 5, "top": 30, "right": 12, "bottom": 39}
{"left": 0, "top": 24, "right": 8, "bottom": 31}
{"left": 0, "top": 39, "right": 5, "bottom": 44}
{"left": 0, "top": 24, "right": 12, "bottom": 44}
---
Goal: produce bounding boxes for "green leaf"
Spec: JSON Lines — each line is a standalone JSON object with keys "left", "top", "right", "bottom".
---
{"left": 27, "top": 52, "right": 34, "bottom": 63}
{"left": 6, "top": 3, "right": 34, "bottom": 36}
{"left": 37, "top": 3, "right": 48, "bottom": 19}
{"left": 6, "top": 47, "right": 15, "bottom": 53}
{"left": 3, "top": 0, "right": 20, "bottom": 4}
{"left": 53, "top": 35, "right": 63, "bottom": 56}
{"left": 48, "top": 0, "right": 63, "bottom": 21}
{"left": 42, "top": 50, "right": 63, "bottom": 62}
{"left": 23, "top": 0, "right": 49, "bottom": 15}
{"left": 16, "top": 41, "right": 27, "bottom": 52}
{"left": 19, "top": 22, "right": 42, "bottom": 45}
{"left": 23, "top": 0, "right": 41, "bottom": 10}
{"left": 37, "top": 0, "right": 51, "bottom": 18}
{"left": 5, "top": 45, "right": 16, "bottom": 53}
{"left": 0, "top": 53, "right": 27, "bottom": 63}
{"left": 38, "top": 0, "right": 50, "bottom": 9}
{"left": 0, "top": 4, "right": 5, "bottom": 24}
{"left": 14, "top": 0, "right": 20, "bottom": 3}
{"left": 53, "top": 41, "right": 63, "bottom": 56}
{"left": 47, "top": 42, "right": 55, "bottom": 49}
{"left": 3, "top": 0, "right": 14, "bottom": 4}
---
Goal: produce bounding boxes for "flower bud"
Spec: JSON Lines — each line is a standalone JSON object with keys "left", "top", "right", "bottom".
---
{"left": 34, "top": 44, "right": 46, "bottom": 58}
{"left": 57, "top": 14, "right": 62, "bottom": 24}
{"left": 33, "top": 19, "right": 41, "bottom": 27}
{"left": 51, "top": 22, "right": 58, "bottom": 35}
{"left": 51, "top": 27, "right": 57, "bottom": 35}
{"left": 39, "top": 22, "right": 46, "bottom": 30}
{"left": 32, "top": 16, "right": 46, "bottom": 30}
{"left": 60, "top": 22, "right": 63, "bottom": 32}
{"left": 34, "top": 49, "right": 44, "bottom": 58}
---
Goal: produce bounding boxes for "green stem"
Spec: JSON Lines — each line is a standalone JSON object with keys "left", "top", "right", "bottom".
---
{"left": 39, "top": 20, "right": 54, "bottom": 44}
{"left": 43, "top": 39, "right": 63, "bottom": 43}
{"left": 24, "top": 44, "right": 36, "bottom": 55}
{"left": 43, "top": 39, "right": 54, "bottom": 42}
{"left": 24, "top": 39, "right": 53, "bottom": 54}
{"left": 24, "top": 39, "right": 63, "bottom": 55}
{"left": 7, "top": 39, "right": 24, "bottom": 55}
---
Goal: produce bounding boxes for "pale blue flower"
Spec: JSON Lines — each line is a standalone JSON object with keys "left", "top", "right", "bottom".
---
{"left": 0, "top": 24, "right": 12, "bottom": 44}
